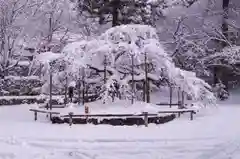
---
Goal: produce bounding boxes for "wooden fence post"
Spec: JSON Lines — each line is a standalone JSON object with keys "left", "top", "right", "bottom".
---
{"left": 143, "top": 112, "right": 148, "bottom": 127}
{"left": 69, "top": 112, "right": 73, "bottom": 126}
{"left": 178, "top": 100, "right": 183, "bottom": 109}
{"left": 46, "top": 103, "right": 49, "bottom": 118}
{"left": 169, "top": 85, "right": 172, "bottom": 108}
{"left": 178, "top": 112, "right": 181, "bottom": 117}
{"left": 34, "top": 111, "right": 37, "bottom": 121}
{"left": 190, "top": 111, "right": 193, "bottom": 120}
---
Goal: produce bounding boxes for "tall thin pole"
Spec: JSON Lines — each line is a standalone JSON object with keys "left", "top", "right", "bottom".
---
{"left": 169, "top": 85, "right": 172, "bottom": 108}
{"left": 39, "top": 63, "right": 42, "bottom": 78}
{"left": 104, "top": 55, "right": 107, "bottom": 84}
{"left": 177, "top": 87, "right": 181, "bottom": 108}
{"left": 49, "top": 71, "right": 52, "bottom": 119}
{"left": 64, "top": 75, "right": 68, "bottom": 106}
{"left": 144, "top": 52, "right": 150, "bottom": 103}
{"left": 48, "top": 15, "right": 53, "bottom": 43}
{"left": 86, "top": 85, "right": 88, "bottom": 103}
{"left": 131, "top": 54, "right": 134, "bottom": 104}
{"left": 182, "top": 90, "right": 185, "bottom": 107}
{"left": 82, "top": 67, "right": 85, "bottom": 105}
{"left": 78, "top": 68, "right": 81, "bottom": 104}
{"left": 142, "top": 80, "right": 145, "bottom": 102}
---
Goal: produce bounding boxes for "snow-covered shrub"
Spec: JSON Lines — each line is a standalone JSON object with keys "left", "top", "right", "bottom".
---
{"left": 212, "top": 83, "right": 229, "bottom": 101}
{"left": 41, "top": 24, "right": 216, "bottom": 105}
{"left": 0, "top": 76, "right": 43, "bottom": 96}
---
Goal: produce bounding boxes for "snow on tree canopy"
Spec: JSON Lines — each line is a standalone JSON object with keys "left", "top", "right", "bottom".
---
{"left": 205, "top": 46, "right": 240, "bottom": 65}
{"left": 58, "top": 24, "right": 215, "bottom": 105}
{"left": 147, "top": 0, "right": 198, "bottom": 7}
{"left": 35, "top": 52, "right": 63, "bottom": 64}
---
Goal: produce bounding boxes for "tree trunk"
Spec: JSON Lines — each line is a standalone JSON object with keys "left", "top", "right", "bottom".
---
{"left": 213, "top": 0, "right": 230, "bottom": 88}
{"left": 78, "top": 68, "right": 81, "bottom": 104}
{"left": 144, "top": 52, "right": 150, "bottom": 103}
{"left": 104, "top": 55, "right": 107, "bottom": 84}
{"left": 64, "top": 75, "right": 68, "bottom": 105}
{"left": 49, "top": 71, "right": 53, "bottom": 119}
{"left": 222, "top": 0, "right": 230, "bottom": 47}
{"left": 131, "top": 54, "right": 134, "bottom": 104}
{"left": 213, "top": 0, "right": 230, "bottom": 86}
{"left": 146, "top": 79, "right": 150, "bottom": 103}
{"left": 213, "top": 67, "right": 218, "bottom": 85}
{"left": 111, "top": 0, "right": 120, "bottom": 27}
{"left": 82, "top": 68, "right": 85, "bottom": 105}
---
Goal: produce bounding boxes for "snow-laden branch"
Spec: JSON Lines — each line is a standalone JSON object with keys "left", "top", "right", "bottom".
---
{"left": 204, "top": 45, "right": 240, "bottom": 66}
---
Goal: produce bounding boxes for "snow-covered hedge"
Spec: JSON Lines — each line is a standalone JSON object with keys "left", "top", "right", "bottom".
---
{"left": 8, "top": 64, "right": 30, "bottom": 77}
{"left": 0, "top": 95, "right": 65, "bottom": 106}
{"left": 0, "top": 76, "right": 43, "bottom": 96}
{"left": 52, "top": 114, "right": 176, "bottom": 126}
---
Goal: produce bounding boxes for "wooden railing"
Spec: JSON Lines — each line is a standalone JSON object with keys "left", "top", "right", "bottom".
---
{"left": 29, "top": 108, "right": 196, "bottom": 126}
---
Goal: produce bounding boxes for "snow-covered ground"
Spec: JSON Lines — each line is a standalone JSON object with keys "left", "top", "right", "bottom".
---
{"left": 1, "top": 95, "right": 240, "bottom": 159}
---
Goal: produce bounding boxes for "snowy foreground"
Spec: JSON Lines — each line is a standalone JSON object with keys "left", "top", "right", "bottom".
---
{"left": 1, "top": 101, "right": 240, "bottom": 159}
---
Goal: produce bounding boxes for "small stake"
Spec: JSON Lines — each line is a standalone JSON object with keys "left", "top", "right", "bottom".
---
{"left": 69, "top": 112, "right": 73, "bottom": 126}
{"left": 190, "top": 111, "right": 193, "bottom": 120}
{"left": 143, "top": 112, "right": 148, "bottom": 127}
{"left": 34, "top": 111, "right": 37, "bottom": 121}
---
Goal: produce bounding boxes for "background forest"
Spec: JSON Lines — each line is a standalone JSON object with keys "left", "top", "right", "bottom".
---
{"left": 0, "top": 0, "right": 239, "bottom": 103}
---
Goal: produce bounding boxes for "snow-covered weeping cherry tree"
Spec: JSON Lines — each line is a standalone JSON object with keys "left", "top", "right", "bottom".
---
{"left": 40, "top": 24, "right": 216, "bottom": 105}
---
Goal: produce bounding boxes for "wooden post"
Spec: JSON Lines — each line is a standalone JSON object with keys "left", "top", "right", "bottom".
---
{"left": 144, "top": 53, "right": 150, "bottom": 103}
{"left": 182, "top": 90, "right": 185, "bottom": 107}
{"left": 69, "top": 112, "right": 73, "bottom": 126}
{"left": 46, "top": 103, "right": 49, "bottom": 118}
{"left": 49, "top": 72, "right": 53, "bottom": 119}
{"left": 131, "top": 54, "right": 134, "bottom": 104}
{"left": 64, "top": 75, "right": 68, "bottom": 106}
{"left": 85, "top": 105, "right": 89, "bottom": 123}
{"left": 169, "top": 85, "right": 172, "bottom": 108}
{"left": 142, "top": 80, "right": 145, "bottom": 102}
{"left": 177, "top": 87, "right": 180, "bottom": 104}
{"left": 178, "top": 112, "right": 181, "bottom": 117}
{"left": 78, "top": 68, "right": 81, "bottom": 104}
{"left": 48, "top": 16, "right": 53, "bottom": 42}
{"left": 85, "top": 85, "right": 88, "bottom": 103}
{"left": 39, "top": 63, "right": 43, "bottom": 78}
{"left": 34, "top": 111, "right": 37, "bottom": 121}
{"left": 104, "top": 55, "right": 107, "bottom": 84}
{"left": 190, "top": 111, "right": 193, "bottom": 120}
{"left": 82, "top": 68, "right": 85, "bottom": 105}
{"left": 178, "top": 101, "right": 183, "bottom": 109}
{"left": 143, "top": 112, "right": 148, "bottom": 127}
